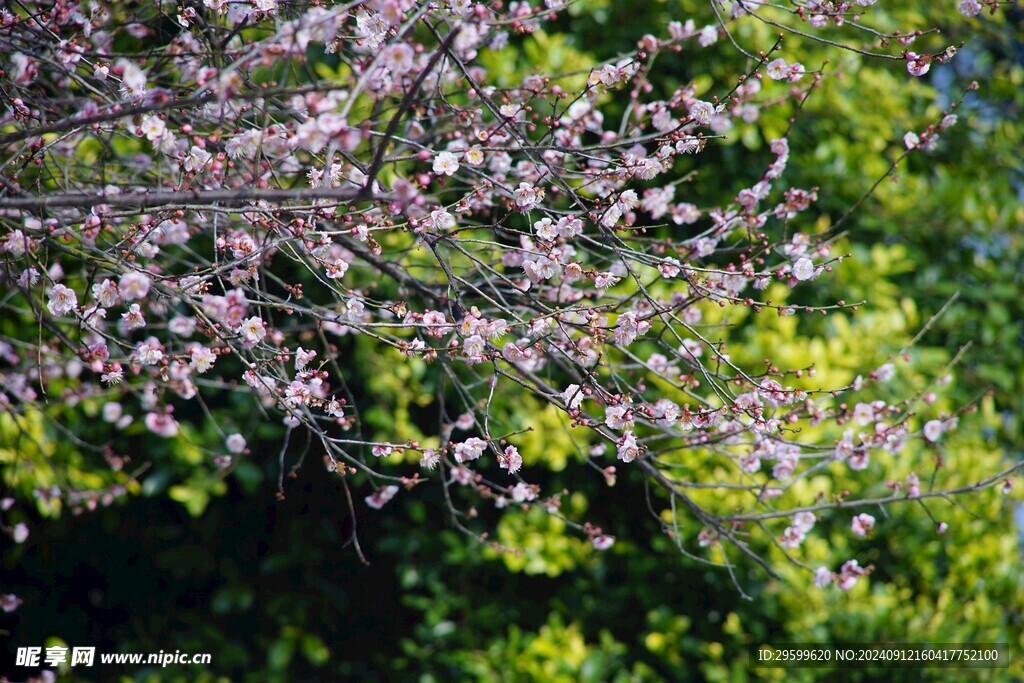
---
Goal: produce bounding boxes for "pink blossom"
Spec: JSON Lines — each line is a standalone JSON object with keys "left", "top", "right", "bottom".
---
{"left": 183, "top": 145, "right": 213, "bottom": 172}
{"left": 135, "top": 339, "right": 164, "bottom": 366}
{"left": 793, "top": 511, "right": 816, "bottom": 534}
{"left": 498, "top": 446, "right": 523, "bottom": 474}
{"left": 561, "top": 384, "right": 584, "bottom": 410}
{"left": 145, "top": 412, "right": 180, "bottom": 438}
{"left": 605, "top": 404, "right": 633, "bottom": 431}
{"left": 906, "top": 52, "right": 931, "bottom": 77}
{"left": 766, "top": 58, "right": 789, "bottom": 81}
{"left": 512, "top": 183, "right": 542, "bottom": 211}
{"left": 433, "top": 151, "right": 460, "bottom": 176}
{"left": 191, "top": 348, "right": 217, "bottom": 374}
{"left": 616, "top": 430, "right": 641, "bottom": 462}
{"left": 814, "top": 567, "right": 833, "bottom": 588}
{"left": 0, "top": 593, "right": 22, "bottom": 613}
{"left": 119, "top": 272, "right": 151, "bottom": 301}
{"left": 851, "top": 513, "right": 875, "bottom": 537}
{"left": 47, "top": 285, "right": 78, "bottom": 316}
{"left": 420, "top": 449, "right": 441, "bottom": 470}
{"left": 238, "top": 317, "right": 266, "bottom": 344}
{"left": 92, "top": 279, "right": 121, "bottom": 307}
{"left": 688, "top": 100, "right": 715, "bottom": 125}
{"left": 923, "top": 419, "right": 945, "bottom": 442}
{"left": 121, "top": 304, "right": 146, "bottom": 330}
{"left": 511, "top": 482, "right": 537, "bottom": 502}
{"left": 365, "top": 485, "right": 399, "bottom": 510}
{"left": 959, "top": 0, "right": 982, "bottom": 17}
{"left": 905, "top": 472, "right": 921, "bottom": 497}
{"left": 780, "top": 526, "right": 805, "bottom": 549}
{"left": 792, "top": 257, "right": 815, "bottom": 281}
{"left": 837, "top": 559, "right": 865, "bottom": 591}
{"left": 454, "top": 437, "right": 487, "bottom": 463}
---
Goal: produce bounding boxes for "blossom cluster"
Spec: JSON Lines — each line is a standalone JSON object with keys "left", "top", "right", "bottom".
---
{"left": 0, "top": 0, "right": 1015, "bottom": 587}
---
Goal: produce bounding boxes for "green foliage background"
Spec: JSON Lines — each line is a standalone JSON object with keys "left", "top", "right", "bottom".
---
{"left": 3, "top": 1, "right": 1023, "bottom": 681}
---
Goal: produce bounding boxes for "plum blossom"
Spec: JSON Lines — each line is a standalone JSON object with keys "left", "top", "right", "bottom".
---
{"left": 594, "top": 272, "right": 620, "bottom": 289}
{"left": 102, "top": 403, "right": 123, "bottom": 423}
{"left": 852, "top": 402, "right": 876, "bottom": 426}
{"left": 421, "top": 310, "right": 452, "bottom": 337}
{"left": 511, "top": 482, "right": 538, "bottom": 503}
{"left": 689, "top": 100, "right": 716, "bottom": 125}
{"left": 780, "top": 510, "right": 816, "bottom": 548}
{"left": 135, "top": 339, "right": 164, "bottom": 365}
{"left": 325, "top": 398, "right": 345, "bottom": 418}
{"left": 793, "top": 511, "right": 816, "bottom": 534}
{"left": 119, "top": 272, "right": 151, "bottom": 300}
{"left": 47, "top": 285, "right": 78, "bottom": 316}
{"left": 117, "top": 59, "right": 147, "bottom": 96}
{"left": 533, "top": 217, "right": 558, "bottom": 241}
{"left": 145, "top": 411, "right": 179, "bottom": 437}
{"left": 121, "top": 304, "right": 146, "bottom": 330}
{"left": 905, "top": 471, "right": 921, "bottom": 497}
{"left": 512, "top": 182, "right": 543, "bottom": 211}
{"left": 605, "top": 404, "right": 633, "bottom": 431}
{"left": 616, "top": 430, "right": 641, "bottom": 462}
{"left": 92, "top": 279, "right": 121, "bottom": 307}
{"left": 851, "top": 513, "right": 876, "bottom": 537}
{"left": 462, "top": 334, "right": 487, "bottom": 360}
{"left": 959, "top": 0, "right": 982, "bottom": 16}
{"left": 385, "top": 43, "right": 415, "bottom": 74}
{"left": 876, "top": 362, "right": 895, "bottom": 382}
{"left": 454, "top": 437, "right": 487, "bottom": 463}
{"left": 613, "top": 311, "right": 652, "bottom": 346}
{"left": 697, "top": 25, "right": 718, "bottom": 47}
{"left": 139, "top": 115, "right": 166, "bottom": 143}
{"left": 295, "top": 347, "right": 317, "bottom": 371}
{"left": 238, "top": 317, "right": 266, "bottom": 344}
{"left": 906, "top": 52, "right": 931, "bottom": 77}
{"left": 848, "top": 449, "right": 870, "bottom": 471}
{"left": 226, "top": 434, "right": 246, "bottom": 454}
{"left": 561, "top": 384, "right": 585, "bottom": 410}
{"left": 421, "top": 208, "right": 455, "bottom": 233}
{"left": 183, "top": 145, "right": 213, "bottom": 172}
{"left": 433, "top": 151, "right": 460, "bottom": 176}
{"left": 813, "top": 567, "right": 833, "bottom": 588}
{"left": 522, "top": 256, "right": 558, "bottom": 283}
{"left": 923, "top": 419, "right": 945, "bottom": 442}
{"left": 102, "top": 367, "right": 125, "bottom": 385}
{"left": 837, "top": 559, "right": 867, "bottom": 590}
{"left": 767, "top": 58, "right": 805, "bottom": 82}
{"left": 365, "top": 485, "right": 399, "bottom": 510}
{"left": 190, "top": 346, "right": 216, "bottom": 373}
{"left": 792, "top": 257, "right": 815, "bottom": 281}
{"left": 556, "top": 217, "right": 584, "bottom": 239}
{"left": 419, "top": 449, "right": 441, "bottom": 470}
{"left": 498, "top": 446, "right": 523, "bottom": 474}
{"left": 780, "top": 525, "right": 805, "bottom": 549}
{"left": 0, "top": 594, "right": 22, "bottom": 613}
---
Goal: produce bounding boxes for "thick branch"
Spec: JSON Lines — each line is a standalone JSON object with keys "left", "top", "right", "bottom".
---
{"left": 0, "top": 186, "right": 375, "bottom": 211}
